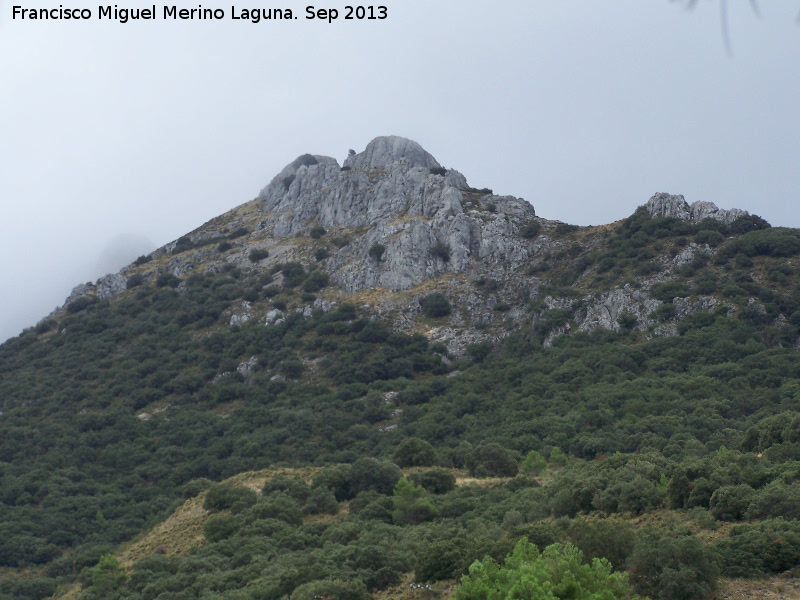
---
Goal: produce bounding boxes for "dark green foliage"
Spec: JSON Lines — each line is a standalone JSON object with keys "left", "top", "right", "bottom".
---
{"left": 203, "top": 514, "right": 242, "bottom": 542}
{"left": 465, "top": 186, "right": 492, "bottom": 195}
{"left": 134, "top": 255, "right": 151, "bottom": 266}
{"left": 90, "top": 553, "right": 127, "bottom": 595}
{"left": 718, "top": 227, "right": 800, "bottom": 261}
{"left": 393, "top": 437, "right": 437, "bottom": 467}
{"left": 204, "top": 483, "right": 258, "bottom": 511}
{"left": 616, "top": 312, "right": 638, "bottom": 331}
{"left": 520, "top": 450, "right": 547, "bottom": 476}
{"left": 249, "top": 495, "right": 304, "bottom": 526}
{"left": 156, "top": 272, "right": 180, "bottom": 288}
{"left": 310, "top": 226, "right": 327, "bottom": 239}
{"left": 429, "top": 167, "right": 447, "bottom": 176}
{"left": 746, "top": 482, "right": 800, "bottom": 520}
{"left": 302, "top": 270, "right": 329, "bottom": 293}
{"left": 430, "top": 241, "right": 451, "bottom": 262}
{"left": 565, "top": 517, "right": 635, "bottom": 568}
{"left": 717, "top": 519, "right": 800, "bottom": 577}
{"left": 520, "top": 220, "right": 541, "bottom": 239}
{"left": 391, "top": 477, "right": 437, "bottom": 524}
{"left": 466, "top": 341, "right": 492, "bottom": 362}
{"left": 126, "top": 273, "right": 144, "bottom": 289}
{"left": 455, "top": 539, "right": 631, "bottom": 600}
{"left": 217, "top": 241, "right": 232, "bottom": 252}
{"left": 628, "top": 532, "right": 719, "bottom": 600}
{"left": 283, "top": 174, "right": 296, "bottom": 189}
{"left": 409, "top": 469, "right": 456, "bottom": 494}
{"left": 709, "top": 485, "right": 755, "bottom": 521}
{"left": 729, "top": 214, "right": 771, "bottom": 234}
{"left": 420, "top": 293, "right": 451, "bottom": 318}
{"left": 302, "top": 487, "right": 339, "bottom": 515}
{"left": 228, "top": 227, "right": 249, "bottom": 239}
{"left": 66, "top": 296, "right": 93, "bottom": 313}
{"left": 331, "top": 236, "right": 350, "bottom": 248}
{"left": 296, "top": 153, "right": 319, "bottom": 167}
{"left": 415, "top": 538, "right": 469, "bottom": 582}
{"left": 249, "top": 248, "right": 270, "bottom": 262}
{"left": 651, "top": 281, "right": 691, "bottom": 303}
{"left": 368, "top": 243, "right": 386, "bottom": 262}
{"left": 466, "top": 444, "right": 518, "bottom": 477}
{"left": 280, "top": 261, "right": 307, "bottom": 287}
{"left": 555, "top": 223, "right": 579, "bottom": 234}
{"left": 695, "top": 230, "right": 725, "bottom": 247}
{"left": 290, "top": 579, "right": 371, "bottom": 600}
{"left": 315, "top": 248, "right": 330, "bottom": 261}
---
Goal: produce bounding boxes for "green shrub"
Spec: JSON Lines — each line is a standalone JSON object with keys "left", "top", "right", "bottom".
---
{"left": 430, "top": 241, "right": 451, "bottom": 262}
{"left": 565, "top": 517, "right": 636, "bottom": 569}
{"left": 203, "top": 483, "right": 258, "bottom": 511}
{"left": 134, "top": 255, "right": 151, "bottom": 265}
{"left": 302, "top": 487, "right": 339, "bottom": 515}
{"left": 66, "top": 296, "right": 93, "bottom": 314}
{"left": 203, "top": 514, "right": 242, "bottom": 542}
{"left": 369, "top": 243, "right": 386, "bottom": 262}
{"left": 126, "top": 274, "right": 144, "bottom": 289}
{"left": 249, "top": 495, "right": 303, "bottom": 526}
{"left": 717, "top": 518, "right": 800, "bottom": 577}
{"left": 455, "top": 539, "right": 631, "bottom": 600}
{"left": 391, "top": 477, "right": 437, "bottom": 524}
{"left": 309, "top": 226, "right": 327, "bottom": 239}
{"left": 409, "top": 469, "right": 456, "bottom": 494}
{"left": 228, "top": 227, "right": 249, "bottom": 239}
{"left": 331, "top": 236, "right": 350, "bottom": 248}
{"left": 249, "top": 248, "right": 270, "bottom": 262}
{"left": 466, "top": 341, "right": 492, "bottom": 362}
{"left": 466, "top": 443, "right": 518, "bottom": 477}
{"left": 650, "top": 281, "right": 691, "bottom": 303}
{"left": 429, "top": 167, "right": 447, "bottom": 176}
{"left": 217, "top": 241, "right": 232, "bottom": 252}
{"left": 393, "top": 437, "right": 437, "bottom": 467}
{"left": 709, "top": 485, "right": 755, "bottom": 521}
{"left": 695, "top": 230, "right": 725, "bottom": 247}
{"left": 315, "top": 248, "right": 330, "bottom": 261}
{"left": 290, "top": 579, "right": 371, "bottom": 600}
{"left": 521, "top": 220, "right": 541, "bottom": 239}
{"left": 90, "top": 554, "right": 127, "bottom": 595}
{"left": 415, "top": 538, "right": 469, "bottom": 582}
{"left": 156, "top": 272, "right": 180, "bottom": 288}
{"left": 263, "top": 475, "right": 311, "bottom": 503}
{"left": 520, "top": 450, "right": 547, "bottom": 476}
{"left": 745, "top": 482, "right": 800, "bottom": 521}
{"left": 628, "top": 532, "right": 719, "bottom": 600}
{"left": 302, "top": 271, "right": 329, "bottom": 293}
{"left": 420, "top": 293, "right": 451, "bottom": 318}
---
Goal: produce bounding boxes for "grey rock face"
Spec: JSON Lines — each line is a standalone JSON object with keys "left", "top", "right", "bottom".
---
{"left": 644, "top": 193, "right": 749, "bottom": 225}
{"left": 95, "top": 273, "right": 127, "bottom": 300}
{"left": 64, "top": 283, "right": 93, "bottom": 308}
{"left": 578, "top": 286, "right": 661, "bottom": 333}
{"left": 257, "top": 136, "right": 536, "bottom": 292}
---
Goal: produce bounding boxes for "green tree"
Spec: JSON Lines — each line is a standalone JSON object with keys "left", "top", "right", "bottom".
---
{"left": 90, "top": 553, "right": 127, "bottom": 595}
{"left": 455, "top": 539, "right": 631, "bottom": 600}
{"left": 521, "top": 450, "right": 547, "bottom": 476}
{"left": 393, "top": 437, "right": 437, "bottom": 467}
{"left": 391, "top": 477, "right": 437, "bottom": 524}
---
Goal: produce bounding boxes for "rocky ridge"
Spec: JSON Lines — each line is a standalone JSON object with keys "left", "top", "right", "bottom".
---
{"left": 46, "top": 136, "right": 777, "bottom": 355}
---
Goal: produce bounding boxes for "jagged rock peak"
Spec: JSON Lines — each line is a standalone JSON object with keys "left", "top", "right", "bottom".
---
{"left": 644, "top": 192, "right": 749, "bottom": 225}
{"left": 342, "top": 136, "right": 441, "bottom": 170}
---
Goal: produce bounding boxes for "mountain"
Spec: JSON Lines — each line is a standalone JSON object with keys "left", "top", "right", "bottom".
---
{"left": 2, "top": 136, "right": 800, "bottom": 600}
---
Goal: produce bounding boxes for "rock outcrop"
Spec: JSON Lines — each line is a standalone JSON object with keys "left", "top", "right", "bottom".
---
{"left": 256, "top": 136, "right": 538, "bottom": 292}
{"left": 644, "top": 193, "right": 748, "bottom": 225}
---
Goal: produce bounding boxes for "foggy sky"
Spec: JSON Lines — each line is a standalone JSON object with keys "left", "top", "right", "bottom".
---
{"left": 1, "top": 1, "right": 798, "bottom": 343}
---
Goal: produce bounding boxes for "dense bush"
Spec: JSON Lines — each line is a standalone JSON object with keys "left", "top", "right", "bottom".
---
{"left": 420, "top": 293, "right": 451, "bottom": 318}
{"left": 393, "top": 437, "right": 437, "bottom": 467}
{"left": 456, "top": 540, "right": 631, "bottom": 600}
{"left": 466, "top": 444, "right": 518, "bottom": 477}
{"left": 310, "top": 226, "right": 327, "bottom": 239}
{"left": 368, "top": 243, "right": 386, "bottom": 262}
{"left": 391, "top": 477, "right": 437, "bottom": 524}
{"left": 717, "top": 518, "right": 800, "bottom": 577}
{"left": 249, "top": 248, "right": 270, "bottom": 262}
{"left": 203, "top": 484, "right": 258, "bottom": 511}
{"left": 409, "top": 469, "right": 456, "bottom": 494}
{"left": 628, "top": 532, "right": 719, "bottom": 600}
{"left": 430, "top": 241, "right": 451, "bottom": 262}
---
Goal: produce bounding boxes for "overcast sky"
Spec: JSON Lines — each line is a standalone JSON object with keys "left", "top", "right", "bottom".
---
{"left": 0, "top": 1, "right": 798, "bottom": 342}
